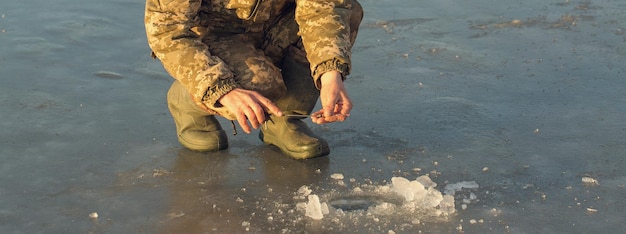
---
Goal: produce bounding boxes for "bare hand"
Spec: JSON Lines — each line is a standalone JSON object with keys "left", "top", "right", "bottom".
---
{"left": 312, "top": 71, "right": 352, "bottom": 124}
{"left": 218, "top": 88, "right": 283, "bottom": 133}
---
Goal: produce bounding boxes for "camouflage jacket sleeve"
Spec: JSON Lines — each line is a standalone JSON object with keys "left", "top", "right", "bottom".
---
{"left": 295, "top": 0, "right": 354, "bottom": 88}
{"left": 144, "top": 0, "right": 239, "bottom": 109}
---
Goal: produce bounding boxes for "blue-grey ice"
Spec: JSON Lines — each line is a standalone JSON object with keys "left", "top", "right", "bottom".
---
{"left": 1, "top": 0, "right": 625, "bottom": 233}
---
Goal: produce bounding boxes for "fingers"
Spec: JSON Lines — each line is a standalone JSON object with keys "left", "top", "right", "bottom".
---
{"left": 235, "top": 109, "right": 252, "bottom": 134}
{"left": 317, "top": 71, "right": 353, "bottom": 124}
{"left": 238, "top": 98, "right": 271, "bottom": 133}
{"left": 256, "top": 95, "right": 283, "bottom": 117}
{"left": 315, "top": 90, "right": 352, "bottom": 124}
{"left": 338, "top": 93, "right": 353, "bottom": 116}
{"left": 311, "top": 110, "right": 325, "bottom": 124}
{"left": 311, "top": 105, "right": 350, "bottom": 124}
{"left": 320, "top": 90, "right": 339, "bottom": 122}
{"left": 322, "top": 104, "right": 335, "bottom": 122}
{"left": 245, "top": 105, "right": 262, "bottom": 129}
{"left": 220, "top": 88, "right": 283, "bottom": 134}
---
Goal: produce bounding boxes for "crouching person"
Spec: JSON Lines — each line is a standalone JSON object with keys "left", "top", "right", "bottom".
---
{"left": 144, "top": 0, "right": 363, "bottom": 159}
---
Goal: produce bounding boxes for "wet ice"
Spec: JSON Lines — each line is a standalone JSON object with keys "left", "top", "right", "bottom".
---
{"left": 444, "top": 181, "right": 480, "bottom": 196}
{"left": 2, "top": 0, "right": 626, "bottom": 233}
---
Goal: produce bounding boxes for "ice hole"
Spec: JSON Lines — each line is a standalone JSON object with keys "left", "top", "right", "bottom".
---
{"left": 328, "top": 195, "right": 400, "bottom": 212}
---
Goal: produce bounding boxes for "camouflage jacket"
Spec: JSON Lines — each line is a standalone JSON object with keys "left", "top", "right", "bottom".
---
{"left": 145, "top": 0, "right": 354, "bottom": 109}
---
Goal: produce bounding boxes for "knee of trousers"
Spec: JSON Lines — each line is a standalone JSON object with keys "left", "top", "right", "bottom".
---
{"left": 235, "top": 57, "right": 287, "bottom": 101}
{"left": 349, "top": 0, "right": 364, "bottom": 44}
{"left": 351, "top": 0, "right": 364, "bottom": 23}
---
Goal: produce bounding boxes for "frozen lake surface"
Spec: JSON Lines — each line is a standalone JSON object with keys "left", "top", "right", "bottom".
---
{"left": 1, "top": 0, "right": 625, "bottom": 233}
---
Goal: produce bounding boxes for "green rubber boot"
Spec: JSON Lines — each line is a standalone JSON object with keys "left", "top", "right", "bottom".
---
{"left": 167, "top": 81, "right": 228, "bottom": 152}
{"left": 259, "top": 57, "right": 330, "bottom": 159}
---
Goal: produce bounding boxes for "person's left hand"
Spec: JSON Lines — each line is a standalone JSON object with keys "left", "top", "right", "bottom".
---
{"left": 312, "top": 70, "right": 352, "bottom": 124}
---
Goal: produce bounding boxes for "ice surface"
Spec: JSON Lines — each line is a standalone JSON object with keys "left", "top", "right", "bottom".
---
{"left": 444, "top": 181, "right": 480, "bottom": 196}
{"left": 3, "top": 0, "right": 626, "bottom": 232}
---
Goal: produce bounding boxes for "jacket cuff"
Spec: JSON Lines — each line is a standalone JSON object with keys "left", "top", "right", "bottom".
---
{"left": 312, "top": 58, "right": 350, "bottom": 89}
{"left": 202, "top": 78, "right": 240, "bottom": 109}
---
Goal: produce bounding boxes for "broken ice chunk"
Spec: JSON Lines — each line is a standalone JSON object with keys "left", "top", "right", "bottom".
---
{"left": 296, "top": 202, "right": 307, "bottom": 211}
{"left": 582, "top": 176, "right": 599, "bottom": 186}
{"left": 391, "top": 177, "right": 426, "bottom": 202}
{"left": 305, "top": 195, "right": 324, "bottom": 220}
{"left": 297, "top": 185, "right": 312, "bottom": 197}
{"left": 421, "top": 187, "right": 444, "bottom": 208}
{"left": 321, "top": 202, "right": 330, "bottom": 215}
{"left": 415, "top": 175, "right": 437, "bottom": 188}
{"left": 330, "top": 173, "right": 345, "bottom": 180}
{"left": 440, "top": 195, "right": 456, "bottom": 214}
{"left": 444, "top": 181, "right": 480, "bottom": 195}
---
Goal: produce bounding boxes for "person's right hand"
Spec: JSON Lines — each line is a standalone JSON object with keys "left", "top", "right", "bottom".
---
{"left": 218, "top": 88, "right": 283, "bottom": 134}
{"left": 311, "top": 70, "right": 352, "bottom": 124}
